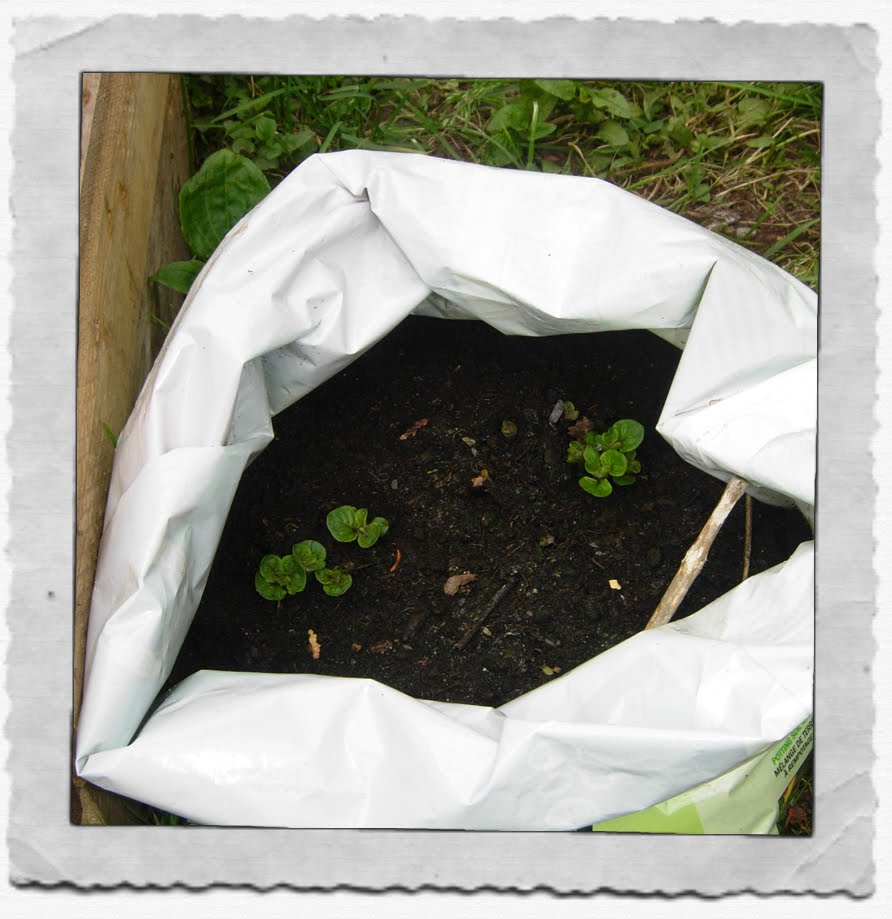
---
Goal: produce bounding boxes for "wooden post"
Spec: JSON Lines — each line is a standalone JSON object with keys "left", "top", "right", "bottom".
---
{"left": 74, "top": 72, "right": 191, "bottom": 824}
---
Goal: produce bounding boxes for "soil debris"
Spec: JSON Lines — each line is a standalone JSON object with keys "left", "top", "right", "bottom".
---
{"left": 399, "top": 418, "right": 429, "bottom": 440}
{"left": 307, "top": 629, "right": 321, "bottom": 660}
{"left": 444, "top": 572, "right": 477, "bottom": 596}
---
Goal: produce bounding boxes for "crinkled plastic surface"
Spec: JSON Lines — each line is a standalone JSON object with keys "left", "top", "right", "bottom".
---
{"left": 76, "top": 151, "right": 816, "bottom": 829}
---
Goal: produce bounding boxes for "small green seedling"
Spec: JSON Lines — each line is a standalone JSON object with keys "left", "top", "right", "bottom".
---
{"left": 567, "top": 418, "right": 644, "bottom": 498}
{"left": 326, "top": 505, "right": 390, "bottom": 548}
{"left": 256, "top": 512, "right": 388, "bottom": 603}
{"left": 292, "top": 539, "right": 327, "bottom": 572}
{"left": 315, "top": 567, "right": 353, "bottom": 597}
{"left": 255, "top": 539, "right": 329, "bottom": 601}
{"left": 255, "top": 552, "right": 307, "bottom": 601}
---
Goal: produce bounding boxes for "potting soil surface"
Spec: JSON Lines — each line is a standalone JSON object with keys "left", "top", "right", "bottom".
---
{"left": 167, "top": 317, "right": 812, "bottom": 708}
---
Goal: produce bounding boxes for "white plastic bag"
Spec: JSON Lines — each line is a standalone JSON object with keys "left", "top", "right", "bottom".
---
{"left": 76, "top": 151, "right": 815, "bottom": 829}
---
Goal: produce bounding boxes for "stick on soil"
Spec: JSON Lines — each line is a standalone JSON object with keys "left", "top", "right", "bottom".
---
{"left": 454, "top": 575, "right": 518, "bottom": 651}
{"left": 645, "top": 475, "right": 749, "bottom": 630}
{"left": 742, "top": 494, "right": 753, "bottom": 581}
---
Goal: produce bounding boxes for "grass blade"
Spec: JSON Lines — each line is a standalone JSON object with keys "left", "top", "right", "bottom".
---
{"left": 209, "top": 88, "right": 288, "bottom": 124}
{"left": 319, "top": 120, "right": 342, "bottom": 154}
{"left": 762, "top": 217, "right": 820, "bottom": 260}
{"left": 101, "top": 421, "right": 118, "bottom": 448}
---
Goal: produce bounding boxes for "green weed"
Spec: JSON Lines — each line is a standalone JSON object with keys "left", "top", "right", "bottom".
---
{"left": 178, "top": 76, "right": 819, "bottom": 287}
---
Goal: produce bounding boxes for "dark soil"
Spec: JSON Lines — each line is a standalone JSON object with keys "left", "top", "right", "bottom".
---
{"left": 167, "top": 317, "right": 812, "bottom": 708}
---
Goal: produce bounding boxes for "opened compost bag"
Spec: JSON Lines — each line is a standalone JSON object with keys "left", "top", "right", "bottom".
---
{"left": 76, "top": 151, "right": 815, "bottom": 829}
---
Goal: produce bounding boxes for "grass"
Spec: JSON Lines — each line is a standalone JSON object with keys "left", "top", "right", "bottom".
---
{"left": 184, "top": 75, "right": 820, "bottom": 288}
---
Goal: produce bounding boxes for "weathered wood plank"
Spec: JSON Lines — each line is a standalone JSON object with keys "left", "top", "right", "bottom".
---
{"left": 74, "top": 72, "right": 191, "bottom": 824}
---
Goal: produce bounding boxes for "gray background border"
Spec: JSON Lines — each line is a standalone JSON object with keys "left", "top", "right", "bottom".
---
{"left": 7, "top": 14, "right": 876, "bottom": 895}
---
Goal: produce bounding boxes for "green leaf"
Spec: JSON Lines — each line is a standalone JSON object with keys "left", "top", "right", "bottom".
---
{"left": 529, "top": 121, "right": 557, "bottom": 141}
{"left": 599, "top": 428, "right": 620, "bottom": 450}
{"left": 583, "top": 444, "right": 603, "bottom": 476}
{"left": 280, "top": 554, "right": 298, "bottom": 575}
{"left": 612, "top": 419, "right": 645, "bottom": 452}
{"left": 541, "top": 159, "right": 565, "bottom": 175}
{"left": 357, "top": 516, "right": 389, "bottom": 549}
{"left": 628, "top": 459, "right": 642, "bottom": 474}
{"left": 597, "top": 121, "right": 630, "bottom": 147}
{"left": 225, "top": 119, "right": 254, "bottom": 142}
{"left": 489, "top": 100, "right": 530, "bottom": 134}
{"left": 590, "top": 88, "right": 632, "bottom": 119}
{"left": 613, "top": 474, "right": 637, "bottom": 486}
{"left": 282, "top": 128, "right": 316, "bottom": 154}
{"left": 230, "top": 137, "right": 255, "bottom": 157}
{"left": 259, "top": 555, "right": 282, "bottom": 581}
{"left": 327, "top": 505, "right": 359, "bottom": 542}
{"left": 738, "top": 97, "right": 771, "bottom": 125}
{"left": 370, "top": 516, "right": 389, "bottom": 536}
{"left": 255, "top": 572, "right": 285, "bottom": 601}
{"left": 579, "top": 476, "right": 613, "bottom": 498}
{"left": 641, "top": 118, "right": 666, "bottom": 134}
{"left": 566, "top": 441, "right": 585, "bottom": 464}
{"left": 254, "top": 115, "right": 277, "bottom": 143}
{"left": 258, "top": 138, "right": 284, "bottom": 158}
{"left": 667, "top": 118, "right": 693, "bottom": 148}
{"left": 149, "top": 258, "right": 205, "bottom": 295}
{"left": 489, "top": 97, "right": 556, "bottom": 139}
{"left": 323, "top": 578, "right": 351, "bottom": 597}
{"left": 284, "top": 562, "right": 308, "bottom": 594}
{"left": 354, "top": 507, "right": 369, "bottom": 528}
{"left": 258, "top": 552, "right": 306, "bottom": 594}
{"left": 518, "top": 83, "right": 557, "bottom": 113}
{"left": 534, "top": 79, "right": 577, "bottom": 101}
{"left": 642, "top": 88, "right": 663, "bottom": 121}
{"left": 178, "top": 149, "right": 271, "bottom": 260}
{"left": 293, "top": 539, "right": 327, "bottom": 571}
{"left": 252, "top": 155, "right": 280, "bottom": 172}
{"left": 316, "top": 567, "right": 353, "bottom": 597}
{"left": 601, "top": 449, "right": 628, "bottom": 478}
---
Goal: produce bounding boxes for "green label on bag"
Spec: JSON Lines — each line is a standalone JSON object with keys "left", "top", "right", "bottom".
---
{"left": 591, "top": 716, "right": 814, "bottom": 835}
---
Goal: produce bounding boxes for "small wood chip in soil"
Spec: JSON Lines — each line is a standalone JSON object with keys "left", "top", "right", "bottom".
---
{"left": 399, "top": 418, "right": 429, "bottom": 440}
{"left": 444, "top": 572, "right": 477, "bottom": 596}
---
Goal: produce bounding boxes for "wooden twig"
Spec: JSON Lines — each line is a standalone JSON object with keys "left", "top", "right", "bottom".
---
{"left": 741, "top": 494, "right": 753, "bottom": 581}
{"left": 454, "top": 575, "right": 518, "bottom": 651}
{"left": 645, "top": 475, "right": 749, "bottom": 630}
